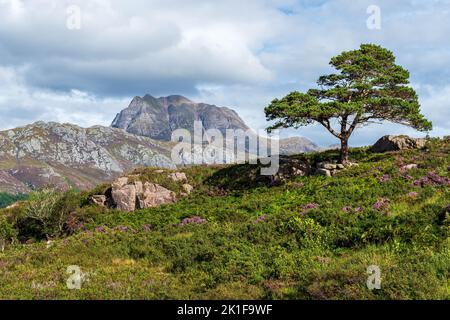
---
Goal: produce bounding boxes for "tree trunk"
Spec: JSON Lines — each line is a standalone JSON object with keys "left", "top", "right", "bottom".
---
{"left": 340, "top": 138, "right": 349, "bottom": 164}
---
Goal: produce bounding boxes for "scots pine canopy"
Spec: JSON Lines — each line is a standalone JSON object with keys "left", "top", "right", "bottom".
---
{"left": 265, "top": 44, "right": 432, "bottom": 163}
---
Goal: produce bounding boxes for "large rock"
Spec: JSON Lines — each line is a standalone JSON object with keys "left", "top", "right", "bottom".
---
{"left": 137, "top": 182, "right": 176, "bottom": 209}
{"left": 182, "top": 184, "right": 194, "bottom": 195}
{"left": 372, "top": 135, "right": 426, "bottom": 153}
{"left": 112, "top": 184, "right": 137, "bottom": 212}
{"left": 168, "top": 172, "right": 188, "bottom": 182}
{"left": 273, "top": 158, "right": 311, "bottom": 182}
{"left": 110, "top": 177, "right": 176, "bottom": 212}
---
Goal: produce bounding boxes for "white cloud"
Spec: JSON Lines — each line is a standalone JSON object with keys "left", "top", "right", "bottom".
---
{"left": 0, "top": 66, "right": 127, "bottom": 129}
{"left": 0, "top": 0, "right": 448, "bottom": 146}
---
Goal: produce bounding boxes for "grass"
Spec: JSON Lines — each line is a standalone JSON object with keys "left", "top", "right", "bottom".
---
{"left": 0, "top": 138, "right": 448, "bottom": 299}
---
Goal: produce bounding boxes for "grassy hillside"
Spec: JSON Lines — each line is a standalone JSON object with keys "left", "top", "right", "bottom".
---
{"left": 0, "top": 138, "right": 448, "bottom": 299}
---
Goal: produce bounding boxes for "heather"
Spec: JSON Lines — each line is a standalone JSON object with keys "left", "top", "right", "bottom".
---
{"left": 0, "top": 138, "right": 448, "bottom": 299}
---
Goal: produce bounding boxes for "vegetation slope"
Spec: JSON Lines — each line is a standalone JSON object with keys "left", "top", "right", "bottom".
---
{"left": 0, "top": 138, "right": 448, "bottom": 299}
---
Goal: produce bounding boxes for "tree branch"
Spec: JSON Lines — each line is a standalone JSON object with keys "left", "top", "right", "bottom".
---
{"left": 318, "top": 119, "right": 341, "bottom": 139}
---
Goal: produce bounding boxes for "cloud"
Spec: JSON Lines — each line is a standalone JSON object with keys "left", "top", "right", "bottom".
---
{"left": 0, "top": 0, "right": 448, "bottom": 146}
{"left": 0, "top": 0, "right": 274, "bottom": 95}
{"left": 0, "top": 66, "right": 127, "bottom": 129}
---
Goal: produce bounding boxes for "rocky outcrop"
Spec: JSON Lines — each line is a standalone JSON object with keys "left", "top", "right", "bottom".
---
{"left": 273, "top": 158, "right": 312, "bottom": 182}
{"left": 96, "top": 176, "right": 180, "bottom": 212}
{"left": 137, "top": 182, "right": 177, "bottom": 209}
{"left": 168, "top": 172, "right": 187, "bottom": 182}
{"left": 111, "top": 178, "right": 138, "bottom": 212}
{"left": 314, "top": 162, "right": 357, "bottom": 177}
{"left": 89, "top": 195, "right": 107, "bottom": 207}
{"left": 372, "top": 135, "right": 426, "bottom": 153}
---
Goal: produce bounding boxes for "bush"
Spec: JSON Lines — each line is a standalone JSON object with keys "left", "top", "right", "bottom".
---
{"left": 0, "top": 215, "right": 17, "bottom": 251}
{"left": 15, "top": 188, "right": 85, "bottom": 240}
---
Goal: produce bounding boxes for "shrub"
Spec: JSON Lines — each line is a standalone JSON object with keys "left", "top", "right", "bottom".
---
{"left": 15, "top": 188, "right": 83, "bottom": 240}
{"left": 0, "top": 215, "right": 17, "bottom": 251}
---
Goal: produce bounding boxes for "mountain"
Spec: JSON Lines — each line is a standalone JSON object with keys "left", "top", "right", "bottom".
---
{"left": 279, "top": 137, "right": 320, "bottom": 155}
{"left": 0, "top": 95, "right": 320, "bottom": 194}
{"left": 0, "top": 122, "right": 175, "bottom": 194}
{"left": 111, "top": 94, "right": 321, "bottom": 154}
{"left": 111, "top": 94, "right": 250, "bottom": 141}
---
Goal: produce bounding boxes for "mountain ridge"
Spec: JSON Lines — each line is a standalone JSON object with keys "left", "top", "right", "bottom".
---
{"left": 0, "top": 95, "right": 320, "bottom": 194}
{"left": 0, "top": 121, "right": 176, "bottom": 194}
{"left": 111, "top": 94, "right": 251, "bottom": 141}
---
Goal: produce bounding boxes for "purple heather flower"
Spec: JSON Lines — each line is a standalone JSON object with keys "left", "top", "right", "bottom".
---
{"left": 413, "top": 172, "right": 450, "bottom": 187}
{"left": 303, "top": 203, "right": 319, "bottom": 210}
{"left": 408, "top": 192, "right": 418, "bottom": 198}
{"left": 380, "top": 174, "right": 391, "bottom": 183}
{"left": 301, "top": 203, "right": 319, "bottom": 215}
{"left": 355, "top": 207, "right": 364, "bottom": 212}
{"left": 179, "top": 216, "right": 207, "bottom": 226}
{"left": 117, "top": 225, "right": 129, "bottom": 232}
{"left": 373, "top": 198, "right": 390, "bottom": 211}
{"left": 342, "top": 206, "right": 352, "bottom": 213}
{"left": 254, "top": 214, "right": 268, "bottom": 223}
{"left": 95, "top": 226, "right": 106, "bottom": 233}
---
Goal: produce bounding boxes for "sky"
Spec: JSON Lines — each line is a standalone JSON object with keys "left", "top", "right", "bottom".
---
{"left": 0, "top": 0, "right": 449, "bottom": 147}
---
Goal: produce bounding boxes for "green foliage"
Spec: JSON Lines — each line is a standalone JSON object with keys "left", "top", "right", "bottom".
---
{"left": 0, "top": 138, "right": 448, "bottom": 299}
{"left": 0, "top": 215, "right": 17, "bottom": 252}
{"left": 13, "top": 188, "right": 86, "bottom": 240}
{"left": 0, "top": 192, "right": 28, "bottom": 208}
{"left": 265, "top": 44, "right": 432, "bottom": 162}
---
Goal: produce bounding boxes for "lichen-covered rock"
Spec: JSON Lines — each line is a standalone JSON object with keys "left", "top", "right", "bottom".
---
{"left": 317, "top": 162, "right": 337, "bottom": 170}
{"left": 137, "top": 182, "right": 176, "bottom": 209}
{"left": 109, "top": 176, "right": 177, "bottom": 212}
{"left": 316, "top": 168, "right": 332, "bottom": 177}
{"left": 273, "top": 158, "right": 311, "bottom": 182}
{"left": 112, "top": 177, "right": 129, "bottom": 189}
{"left": 90, "top": 195, "right": 107, "bottom": 207}
{"left": 112, "top": 184, "right": 137, "bottom": 212}
{"left": 182, "top": 184, "right": 194, "bottom": 195}
{"left": 168, "top": 172, "right": 188, "bottom": 182}
{"left": 372, "top": 135, "right": 426, "bottom": 153}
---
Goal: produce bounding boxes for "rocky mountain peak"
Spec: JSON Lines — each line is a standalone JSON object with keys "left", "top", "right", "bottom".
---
{"left": 111, "top": 94, "right": 250, "bottom": 141}
{"left": 157, "top": 95, "right": 194, "bottom": 107}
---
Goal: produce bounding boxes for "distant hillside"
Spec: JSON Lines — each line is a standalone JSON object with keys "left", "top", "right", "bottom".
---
{"left": 0, "top": 122, "right": 175, "bottom": 193}
{"left": 279, "top": 137, "right": 320, "bottom": 155}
